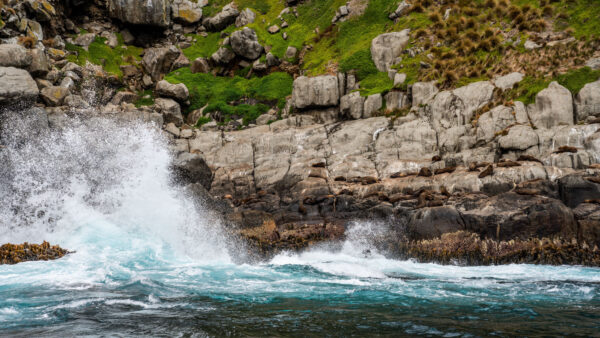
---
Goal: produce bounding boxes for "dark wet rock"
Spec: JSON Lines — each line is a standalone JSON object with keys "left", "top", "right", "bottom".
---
{"left": 458, "top": 192, "right": 576, "bottom": 241}
{"left": 407, "top": 206, "right": 465, "bottom": 240}
{"left": 418, "top": 167, "right": 432, "bottom": 177}
{"left": 572, "top": 203, "right": 600, "bottom": 246}
{"left": 558, "top": 174, "right": 600, "bottom": 208}
{"left": 172, "top": 152, "right": 213, "bottom": 190}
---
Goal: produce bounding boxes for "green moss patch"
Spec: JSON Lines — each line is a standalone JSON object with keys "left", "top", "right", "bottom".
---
{"left": 556, "top": 67, "right": 600, "bottom": 94}
{"left": 65, "top": 35, "right": 142, "bottom": 78}
{"left": 165, "top": 68, "right": 292, "bottom": 125}
{"left": 135, "top": 89, "right": 155, "bottom": 108}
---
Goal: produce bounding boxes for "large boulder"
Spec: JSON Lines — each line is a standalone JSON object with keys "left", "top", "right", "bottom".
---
{"left": 451, "top": 81, "right": 495, "bottom": 123}
{"left": 235, "top": 8, "right": 255, "bottom": 27}
{"left": 292, "top": 75, "right": 340, "bottom": 109}
{"left": 492, "top": 72, "right": 523, "bottom": 90}
{"left": 155, "top": 80, "right": 189, "bottom": 102}
{"left": 229, "top": 27, "right": 263, "bottom": 60}
{"left": 476, "top": 105, "right": 516, "bottom": 143}
{"left": 171, "top": 0, "right": 203, "bottom": 24}
{"left": 40, "top": 86, "right": 69, "bottom": 106}
{"left": 575, "top": 79, "right": 600, "bottom": 122}
{"left": 108, "top": 0, "right": 171, "bottom": 27}
{"left": 459, "top": 192, "right": 577, "bottom": 241}
{"left": 340, "top": 91, "right": 364, "bottom": 119}
{"left": 363, "top": 93, "right": 382, "bottom": 118}
{"left": 528, "top": 81, "right": 574, "bottom": 129}
{"left": 558, "top": 174, "right": 600, "bottom": 208}
{"left": 370, "top": 29, "right": 410, "bottom": 72}
{"left": 154, "top": 98, "right": 183, "bottom": 126}
{"left": 211, "top": 47, "right": 236, "bottom": 64}
{"left": 191, "top": 57, "right": 210, "bottom": 73}
{"left": 172, "top": 152, "right": 213, "bottom": 189}
{"left": 0, "top": 67, "right": 39, "bottom": 105}
{"left": 27, "top": 48, "right": 49, "bottom": 77}
{"left": 24, "top": 0, "right": 57, "bottom": 22}
{"left": 203, "top": 2, "right": 239, "bottom": 31}
{"left": 384, "top": 91, "right": 409, "bottom": 111}
{"left": 498, "top": 125, "right": 539, "bottom": 150}
{"left": 142, "top": 46, "right": 180, "bottom": 81}
{"left": 0, "top": 44, "right": 32, "bottom": 68}
{"left": 389, "top": 1, "right": 411, "bottom": 20}
{"left": 408, "top": 206, "right": 466, "bottom": 240}
{"left": 572, "top": 203, "right": 600, "bottom": 246}
{"left": 428, "top": 81, "right": 494, "bottom": 131}
{"left": 411, "top": 81, "right": 438, "bottom": 107}
{"left": 586, "top": 57, "right": 600, "bottom": 70}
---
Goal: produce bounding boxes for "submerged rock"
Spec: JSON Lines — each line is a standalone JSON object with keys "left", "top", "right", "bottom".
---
{"left": 0, "top": 241, "right": 69, "bottom": 265}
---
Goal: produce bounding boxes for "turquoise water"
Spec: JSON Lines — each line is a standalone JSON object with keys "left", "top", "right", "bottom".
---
{"left": 1, "top": 118, "right": 599, "bottom": 336}
{"left": 1, "top": 220, "right": 599, "bottom": 336}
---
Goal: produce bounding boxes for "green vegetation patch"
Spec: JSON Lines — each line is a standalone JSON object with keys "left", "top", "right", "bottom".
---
{"left": 556, "top": 67, "right": 600, "bottom": 94}
{"left": 65, "top": 35, "right": 143, "bottom": 78}
{"left": 165, "top": 68, "right": 292, "bottom": 124}
{"left": 554, "top": 0, "right": 600, "bottom": 39}
{"left": 181, "top": 32, "right": 222, "bottom": 60}
{"left": 135, "top": 89, "right": 155, "bottom": 108}
{"left": 510, "top": 76, "right": 551, "bottom": 105}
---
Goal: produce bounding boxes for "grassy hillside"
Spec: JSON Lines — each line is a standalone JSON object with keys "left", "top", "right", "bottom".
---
{"left": 168, "top": 0, "right": 600, "bottom": 124}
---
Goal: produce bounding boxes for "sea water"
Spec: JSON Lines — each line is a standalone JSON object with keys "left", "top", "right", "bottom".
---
{"left": 0, "top": 116, "right": 598, "bottom": 336}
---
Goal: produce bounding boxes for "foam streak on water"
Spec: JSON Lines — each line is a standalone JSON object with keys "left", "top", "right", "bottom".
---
{"left": 0, "top": 116, "right": 599, "bottom": 336}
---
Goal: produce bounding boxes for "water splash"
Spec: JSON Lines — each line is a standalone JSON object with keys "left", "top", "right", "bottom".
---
{"left": 0, "top": 111, "right": 231, "bottom": 262}
{"left": 0, "top": 111, "right": 599, "bottom": 335}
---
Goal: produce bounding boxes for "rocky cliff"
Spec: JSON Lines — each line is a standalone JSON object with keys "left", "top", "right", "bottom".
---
{"left": 0, "top": 0, "right": 599, "bottom": 264}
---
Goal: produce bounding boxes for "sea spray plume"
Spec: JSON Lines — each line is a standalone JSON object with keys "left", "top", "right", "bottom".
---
{"left": 0, "top": 108, "right": 235, "bottom": 263}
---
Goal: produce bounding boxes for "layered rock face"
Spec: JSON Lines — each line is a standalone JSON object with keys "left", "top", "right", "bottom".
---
{"left": 177, "top": 75, "right": 600, "bottom": 256}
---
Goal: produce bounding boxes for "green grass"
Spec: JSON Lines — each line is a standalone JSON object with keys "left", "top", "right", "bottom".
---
{"left": 554, "top": 0, "right": 600, "bottom": 39}
{"left": 164, "top": 68, "right": 293, "bottom": 124}
{"left": 204, "top": 102, "right": 270, "bottom": 125}
{"left": 135, "top": 89, "right": 154, "bottom": 107}
{"left": 359, "top": 72, "right": 393, "bottom": 96}
{"left": 456, "top": 75, "right": 490, "bottom": 88}
{"left": 65, "top": 35, "right": 143, "bottom": 78}
{"left": 181, "top": 32, "right": 222, "bottom": 60}
{"left": 195, "top": 116, "right": 212, "bottom": 127}
{"left": 556, "top": 67, "right": 600, "bottom": 94}
{"left": 511, "top": 76, "right": 551, "bottom": 105}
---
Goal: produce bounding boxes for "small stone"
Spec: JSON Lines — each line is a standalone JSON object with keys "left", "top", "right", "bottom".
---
{"left": 524, "top": 40, "right": 541, "bottom": 50}
{"left": 74, "top": 33, "right": 96, "bottom": 48}
{"left": 191, "top": 57, "right": 210, "bottom": 73}
{"left": 285, "top": 46, "right": 297, "bottom": 59}
{"left": 268, "top": 25, "right": 280, "bottom": 34}
{"left": 40, "top": 86, "right": 70, "bottom": 106}
{"left": 165, "top": 122, "right": 181, "bottom": 137}
{"left": 394, "top": 73, "right": 406, "bottom": 87}
{"left": 156, "top": 80, "right": 189, "bottom": 102}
